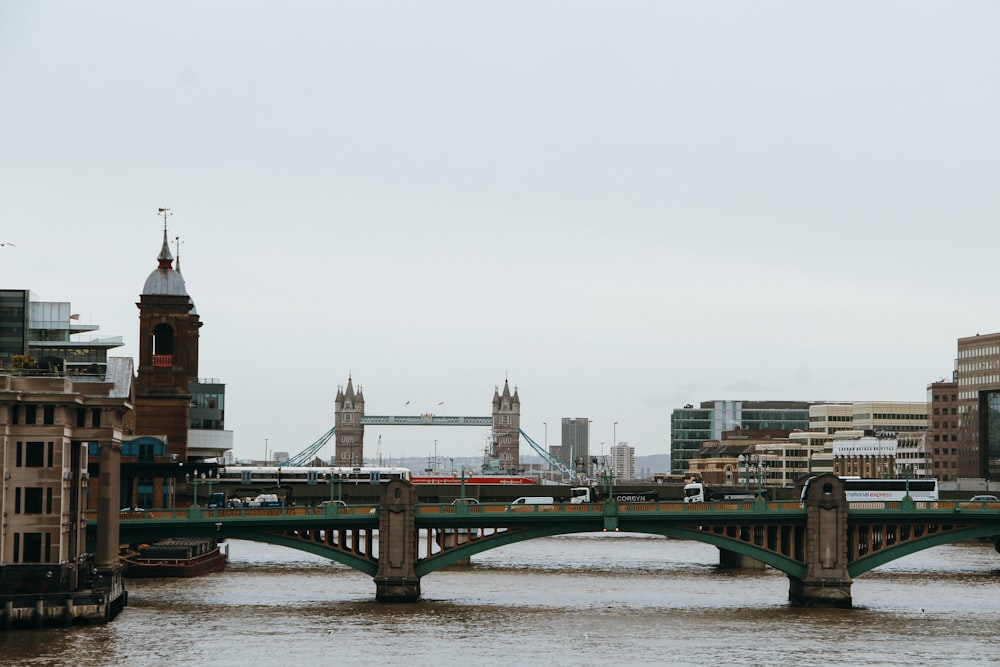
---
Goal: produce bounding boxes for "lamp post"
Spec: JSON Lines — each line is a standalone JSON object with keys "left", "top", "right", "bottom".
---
{"left": 738, "top": 453, "right": 766, "bottom": 493}
{"left": 543, "top": 422, "right": 547, "bottom": 447}
{"left": 460, "top": 466, "right": 467, "bottom": 503}
{"left": 613, "top": 421, "right": 619, "bottom": 480}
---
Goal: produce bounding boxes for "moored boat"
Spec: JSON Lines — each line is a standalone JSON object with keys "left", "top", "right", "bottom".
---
{"left": 123, "top": 538, "right": 228, "bottom": 578}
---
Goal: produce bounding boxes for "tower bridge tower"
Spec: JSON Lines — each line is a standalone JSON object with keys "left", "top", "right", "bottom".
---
{"left": 492, "top": 380, "right": 521, "bottom": 473}
{"left": 334, "top": 376, "right": 365, "bottom": 466}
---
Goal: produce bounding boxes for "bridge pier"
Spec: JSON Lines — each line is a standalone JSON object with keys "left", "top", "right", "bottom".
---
{"left": 789, "top": 473, "right": 853, "bottom": 608}
{"left": 718, "top": 549, "right": 765, "bottom": 570}
{"left": 374, "top": 480, "right": 421, "bottom": 602}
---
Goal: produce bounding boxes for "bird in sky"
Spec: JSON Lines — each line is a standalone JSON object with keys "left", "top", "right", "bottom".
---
{"left": 0, "top": 242, "right": 14, "bottom": 247}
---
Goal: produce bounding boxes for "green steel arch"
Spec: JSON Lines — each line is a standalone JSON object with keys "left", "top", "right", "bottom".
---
{"left": 848, "top": 524, "right": 1000, "bottom": 578}
{"left": 221, "top": 528, "right": 378, "bottom": 576}
{"left": 416, "top": 524, "right": 808, "bottom": 579}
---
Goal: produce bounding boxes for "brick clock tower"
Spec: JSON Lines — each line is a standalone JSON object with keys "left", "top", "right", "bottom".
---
{"left": 334, "top": 376, "right": 365, "bottom": 466}
{"left": 492, "top": 379, "right": 521, "bottom": 473}
{"left": 134, "top": 220, "right": 202, "bottom": 461}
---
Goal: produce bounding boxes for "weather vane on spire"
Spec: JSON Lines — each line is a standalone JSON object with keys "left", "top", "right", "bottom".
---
{"left": 157, "top": 207, "right": 172, "bottom": 233}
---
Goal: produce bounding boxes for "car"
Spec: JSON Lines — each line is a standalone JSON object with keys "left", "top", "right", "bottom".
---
{"left": 318, "top": 500, "right": 347, "bottom": 508}
{"left": 451, "top": 498, "right": 479, "bottom": 505}
{"left": 969, "top": 495, "right": 998, "bottom": 502}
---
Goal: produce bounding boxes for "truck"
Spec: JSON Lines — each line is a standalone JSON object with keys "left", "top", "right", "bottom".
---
{"left": 246, "top": 493, "right": 283, "bottom": 508}
{"left": 568, "top": 487, "right": 659, "bottom": 503}
{"left": 683, "top": 481, "right": 770, "bottom": 503}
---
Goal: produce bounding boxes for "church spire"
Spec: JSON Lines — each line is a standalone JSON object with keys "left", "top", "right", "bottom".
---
{"left": 157, "top": 207, "right": 174, "bottom": 269}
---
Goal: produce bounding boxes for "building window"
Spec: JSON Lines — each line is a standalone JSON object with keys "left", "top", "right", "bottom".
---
{"left": 77, "top": 408, "right": 87, "bottom": 427}
{"left": 22, "top": 533, "right": 42, "bottom": 563}
{"left": 24, "top": 487, "right": 43, "bottom": 514}
{"left": 92, "top": 408, "right": 101, "bottom": 428}
{"left": 43, "top": 404, "right": 55, "bottom": 424}
{"left": 25, "top": 404, "right": 37, "bottom": 424}
{"left": 25, "top": 441, "right": 45, "bottom": 467}
{"left": 46, "top": 487, "right": 53, "bottom": 514}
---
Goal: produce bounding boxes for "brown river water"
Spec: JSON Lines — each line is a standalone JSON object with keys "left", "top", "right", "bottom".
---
{"left": 1, "top": 534, "right": 997, "bottom": 666}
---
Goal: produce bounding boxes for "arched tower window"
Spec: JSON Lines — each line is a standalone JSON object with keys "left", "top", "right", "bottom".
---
{"left": 152, "top": 323, "right": 175, "bottom": 367}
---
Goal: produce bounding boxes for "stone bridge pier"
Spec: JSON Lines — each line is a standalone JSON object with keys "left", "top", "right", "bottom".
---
{"left": 788, "top": 473, "right": 852, "bottom": 608}
{"left": 373, "top": 480, "right": 420, "bottom": 601}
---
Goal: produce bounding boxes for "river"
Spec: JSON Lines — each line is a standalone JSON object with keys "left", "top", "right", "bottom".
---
{"left": 2, "top": 535, "right": 998, "bottom": 666}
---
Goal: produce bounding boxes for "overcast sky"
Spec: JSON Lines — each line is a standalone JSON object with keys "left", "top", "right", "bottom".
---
{"left": 2, "top": 3, "right": 998, "bottom": 466}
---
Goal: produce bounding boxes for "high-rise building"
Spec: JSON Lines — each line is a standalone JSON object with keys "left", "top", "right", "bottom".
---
{"left": 610, "top": 442, "right": 635, "bottom": 481}
{"left": 561, "top": 417, "right": 590, "bottom": 475}
{"left": 670, "top": 401, "right": 811, "bottom": 473}
{"left": 927, "top": 381, "right": 959, "bottom": 481}
{"left": 955, "top": 332, "right": 1000, "bottom": 479}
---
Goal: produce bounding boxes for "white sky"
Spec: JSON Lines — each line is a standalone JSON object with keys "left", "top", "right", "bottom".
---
{"left": 2, "top": 3, "right": 998, "bottom": 464}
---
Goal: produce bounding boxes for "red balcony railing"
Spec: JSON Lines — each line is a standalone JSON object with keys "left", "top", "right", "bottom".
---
{"left": 152, "top": 354, "right": 173, "bottom": 367}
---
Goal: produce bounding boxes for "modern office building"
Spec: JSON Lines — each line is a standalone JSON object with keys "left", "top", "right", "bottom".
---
{"left": 0, "top": 362, "right": 132, "bottom": 626}
{"left": 0, "top": 290, "right": 124, "bottom": 375}
{"left": 670, "top": 401, "right": 811, "bottom": 473}
{"left": 955, "top": 332, "right": 1000, "bottom": 479}
{"left": 610, "top": 442, "right": 635, "bottom": 481}
{"left": 561, "top": 417, "right": 590, "bottom": 475}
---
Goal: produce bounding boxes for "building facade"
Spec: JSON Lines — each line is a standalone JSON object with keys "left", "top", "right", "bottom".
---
{"left": 561, "top": 417, "right": 590, "bottom": 476}
{"left": 609, "top": 442, "right": 635, "bottom": 481}
{"left": 927, "top": 381, "right": 959, "bottom": 481}
{"left": 670, "top": 401, "right": 812, "bottom": 473}
{"left": 0, "top": 290, "right": 124, "bottom": 375}
{"left": 955, "top": 332, "right": 1000, "bottom": 479}
{"left": 0, "top": 368, "right": 131, "bottom": 626}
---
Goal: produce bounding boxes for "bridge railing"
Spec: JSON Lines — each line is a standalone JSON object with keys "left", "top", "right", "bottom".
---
{"left": 86, "top": 505, "right": 380, "bottom": 522}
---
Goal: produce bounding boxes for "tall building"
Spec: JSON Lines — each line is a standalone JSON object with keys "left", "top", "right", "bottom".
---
{"left": 0, "top": 290, "right": 124, "bottom": 374}
{"left": 561, "top": 417, "right": 590, "bottom": 475}
{"left": 670, "top": 401, "right": 811, "bottom": 473}
{"left": 927, "top": 381, "right": 959, "bottom": 481}
{"left": 133, "top": 225, "right": 231, "bottom": 463}
{"left": 955, "top": 332, "right": 1000, "bottom": 479}
{"left": 610, "top": 442, "right": 635, "bottom": 481}
{"left": 0, "top": 362, "right": 132, "bottom": 625}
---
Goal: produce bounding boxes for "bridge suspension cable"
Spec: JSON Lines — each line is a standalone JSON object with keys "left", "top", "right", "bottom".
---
{"left": 283, "top": 426, "right": 336, "bottom": 467}
{"left": 518, "top": 428, "right": 576, "bottom": 480}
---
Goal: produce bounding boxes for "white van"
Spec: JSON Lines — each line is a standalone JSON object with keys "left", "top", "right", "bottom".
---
{"left": 506, "top": 496, "right": 555, "bottom": 511}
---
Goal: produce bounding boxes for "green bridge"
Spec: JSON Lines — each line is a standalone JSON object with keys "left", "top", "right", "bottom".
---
{"left": 89, "top": 474, "right": 1000, "bottom": 608}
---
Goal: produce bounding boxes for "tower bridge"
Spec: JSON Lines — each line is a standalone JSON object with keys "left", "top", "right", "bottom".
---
{"left": 93, "top": 474, "right": 1000, "bottom": 609}
{"left": 323, "top": 376, "right": 575, "bottom": 476}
